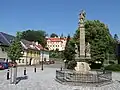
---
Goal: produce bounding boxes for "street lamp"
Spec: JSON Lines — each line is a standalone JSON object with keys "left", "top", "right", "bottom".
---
{"left": 41, "top": 49, "right": 44, "bottom": 70}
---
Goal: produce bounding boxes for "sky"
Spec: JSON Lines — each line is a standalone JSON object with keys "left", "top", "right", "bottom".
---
{"left": 0, "top": 0, "right": 120, "bottom": 37}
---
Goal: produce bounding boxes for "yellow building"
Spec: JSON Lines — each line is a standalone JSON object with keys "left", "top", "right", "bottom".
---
{"left": 16, "top": 39, "right": 49, "bottom": 65}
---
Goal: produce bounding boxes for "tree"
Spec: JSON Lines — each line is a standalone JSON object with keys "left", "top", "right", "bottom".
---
{"left": 60, "top": 33, "right": 64, "bottom": 38}
{"left": 74, "top": 20, "right": 115, "bottom": 65}
{"left": 114, "top": 34, "right": 120, "bottom": 64}
{"left": 50, "top": 33, "right": 58, "bottom": 37}
{"left": 8, "top": 40, "right": 23, "bottom": 63}
{"left": 8, "top": 33, "right": 23, "bottom": 84}
{"left": 16, "top": 31, "right": 23, "bottom": 40}
{"left": 63, "top": 35, "right": 76, "bottom": 69}
{"left": 114, "top": 34, "right": 119, "bottom": 42}
{"left": 21, "top": 30, "right": 47, "bottom": 47}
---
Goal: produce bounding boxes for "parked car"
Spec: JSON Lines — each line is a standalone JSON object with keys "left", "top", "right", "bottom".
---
{"left": 49, "top": 60, "right": 55, "bottom": 64}
{"left": 8, "top": 62, "right": 17, "bottom": 67}
{"left": 0, "top": 63, "right": 4, "bottom": 70}
{"left": 3, "top": 62, "right": 9, "bottom": 69}
{"left": 45, "top": 60, "right": 55, "bottom": 64}
{"left": 0, "top": 62, "right": 9, "bottom": 69}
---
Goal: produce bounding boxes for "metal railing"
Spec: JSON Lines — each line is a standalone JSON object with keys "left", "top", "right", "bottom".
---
{"left": 56, "top": 69, "right": 112, "bottom": 86}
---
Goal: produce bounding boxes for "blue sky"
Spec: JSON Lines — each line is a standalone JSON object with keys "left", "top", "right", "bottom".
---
{"left": 0, "top": 0, "right": 120, "bottom": 37}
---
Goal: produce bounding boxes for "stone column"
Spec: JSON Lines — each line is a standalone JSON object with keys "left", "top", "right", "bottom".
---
{"left": 79, "top": 10, "right": 86, "bottom": 60}
{"left": 74, "top": 10, "right": 91, "bottom": 73}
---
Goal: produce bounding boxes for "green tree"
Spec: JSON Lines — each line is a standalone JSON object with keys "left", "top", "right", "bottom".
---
{"left": 21, "top": 30, "right": 47, "bottom": 47}
{"left": 8, "top": 38, "right": 23, "bottom": 63}
{"left": 8, "top": 33, "right": 23, "bottom": 84}
{"left": 16, "top": 31, "right": 23, "bottom": 40}
{"left": 63, "top": 35, "right": 76, "bottom": 69}
{"left": 60, "top": 33, "right": 64, "bottom": 38}
{"left": 74, "top": 20, "right": 115, "bottom": 65}
{"left": 50, "top": 33, "right": 58, "bottom": 37}
{"left": 114, "top": 34, "right": 120, "bottom": 64}
{"left": 114, "top": 34, "right": 119, "bottom": 42}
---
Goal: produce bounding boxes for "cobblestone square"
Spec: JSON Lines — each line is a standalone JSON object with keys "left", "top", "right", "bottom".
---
{"left": 0, "top": 65, "right": 120, "bottom": 90}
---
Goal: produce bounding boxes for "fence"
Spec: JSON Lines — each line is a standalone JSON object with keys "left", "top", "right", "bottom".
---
{"left": 56, "top": 69, "right": 112, "bottom": 86}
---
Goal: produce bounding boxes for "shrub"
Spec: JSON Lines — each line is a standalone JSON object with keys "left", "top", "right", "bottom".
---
{"left": 89, "top": 62, "right": 102, "bottom": 69}
{"left": 109, "top": 61, "right": 115, "bottom": 64}
{"left": 105, "top": 64, "right": 120, "bottom": 71}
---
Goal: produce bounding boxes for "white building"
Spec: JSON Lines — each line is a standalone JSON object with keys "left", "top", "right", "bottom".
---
{"left": 46, "top": 37, "right": 67, "bottom": 51}
{"left": 0, "top": 32, "right": 14, "bottom": 62}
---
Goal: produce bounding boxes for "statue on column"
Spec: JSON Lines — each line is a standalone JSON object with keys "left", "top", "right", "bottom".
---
{"left": 75, "top": 44, "right": 79, "bottom": 60}
{"left": 85, "top": 42, "right": 91, "bottom": 58}
{"left": 80, "top": 10, "right": 86, "bottom": 20}
{"left": 79, "top": 10, "right": 86, "bottom": 25}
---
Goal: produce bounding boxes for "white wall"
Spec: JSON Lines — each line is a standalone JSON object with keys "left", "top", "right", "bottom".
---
{"left": 0, "top": 47, "right": 8, "bottom": 61}
{"left": 40, "top": 51, "right": 49, "bottom": 61}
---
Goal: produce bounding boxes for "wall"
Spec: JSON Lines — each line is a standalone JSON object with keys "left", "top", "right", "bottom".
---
{"left": 40, "top": 51, "right": 49, "bottom": 61}
{"left": 47, "top": 38, "right": 67, "bottom": 51}
{"left": 0, "top": 46, "right": 8, "bottom": 61}
{"left": 16, "top": 50, "right": 41, "bottom": 65}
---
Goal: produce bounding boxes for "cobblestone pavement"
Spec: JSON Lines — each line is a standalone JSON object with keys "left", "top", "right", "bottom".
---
{"left": 0, "top": 65, "right": 120, "bottom": 90}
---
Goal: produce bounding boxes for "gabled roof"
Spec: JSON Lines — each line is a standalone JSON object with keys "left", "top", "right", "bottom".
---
{"left": 35, "top": 44, "right": 44, "bottom": 50}
{"left": 21, "top": 39, "right": 38, "bottom": 50}
{"left": 21, "top": 39, "right": 46, "bottom": 51}
{"left": 0, "top": 32, "right": 15, "bottom": 46}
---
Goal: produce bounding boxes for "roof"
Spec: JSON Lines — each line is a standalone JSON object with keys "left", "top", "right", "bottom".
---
{"left": 21, "top": 39, "right": 47, "bottom": 51}
{"left": 21, "top": 39, "right": 38, "bottom": 50}
{"left": 47, "top": 37, "right": 67, "bottom": 42}
{"left": 0, "top": 32, "right": 15, "bottom": 46}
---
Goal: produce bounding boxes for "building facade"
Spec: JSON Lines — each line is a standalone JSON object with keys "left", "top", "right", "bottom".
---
{"left": 0, "top": 46, "right": 8, "bottom": 61}
{"left": 17, "top": 39, "right": 49, "bottom": 65}
{"left": 46, "top": 37, "right": 67, "bottom": 51}
{"left": 0, "top": 32, "right": 49, "bottom": 65}
{"left": 0, "top": 32, "right": 14, "bottom": 62}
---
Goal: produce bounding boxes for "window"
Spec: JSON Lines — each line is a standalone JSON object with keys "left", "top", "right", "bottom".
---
{"left": 22, "top": 59, "right": 24, "bottom": 63}
{"left": 3, "top": 58, "right": 5, "bottom": 61}
{"left": 19, "top": 59, "right": 21, "bottom": 63}
{"left": 30, "top": 51, "right": 32, "bottom": 54}
{"left": 44, "top": 58, "right": 46, "bottom": 62}
{"left": 1, "top": 48, "right": 5, "bottom": 52}
{"left": 21, "top": 51, "right": 24, "bottom": 54}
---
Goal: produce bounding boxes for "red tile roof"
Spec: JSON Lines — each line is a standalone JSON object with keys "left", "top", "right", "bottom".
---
{"left": 47, "top": 38, "right": 67, "bottom": 42}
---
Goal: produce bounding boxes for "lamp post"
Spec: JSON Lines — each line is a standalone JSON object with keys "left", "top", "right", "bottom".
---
{"left": 41, "top": 49, "right": 44, "bottom": 70}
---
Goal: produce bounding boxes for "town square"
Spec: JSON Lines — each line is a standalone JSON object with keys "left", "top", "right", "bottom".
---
{"left": 0, "top": 65, "right": 120, "bottom": 90}
{"left": 0, "top": 0, "right": 120, "bottom": 90}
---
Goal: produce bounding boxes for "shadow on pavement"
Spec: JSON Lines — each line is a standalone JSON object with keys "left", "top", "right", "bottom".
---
{"left": 16, "top": 76, "right": 28, "bottom": 84}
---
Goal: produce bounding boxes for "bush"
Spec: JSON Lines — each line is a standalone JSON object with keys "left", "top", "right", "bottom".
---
{"left": 67, "top": 60, "right": 77, "bottom": 70}
{"left": 105, "top": 64, "right": 120, "bottom": 71}
{"left": 89, "top": 62, "right": 102, "bottom": 69}
{"left": 109, "top": 61, "right": 115, "bottom": 64}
